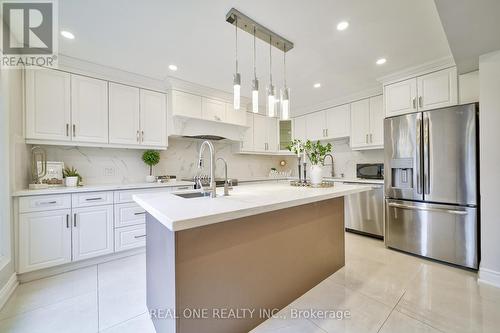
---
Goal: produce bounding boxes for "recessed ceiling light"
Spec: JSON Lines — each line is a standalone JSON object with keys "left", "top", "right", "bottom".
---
{"left": 336, "top": 21, "right": 349, "bottom": 31}
{"left": 60, "top": 30, "right": 75, "bottom": 39}
{"left": 313, "top": 83, "right": 321, "bottom": 88}
{"left": 168, "top": 64, "right": 178, "bottom": 71}
{"left": 376, "top": 58, "right": 387, "bottom": 65}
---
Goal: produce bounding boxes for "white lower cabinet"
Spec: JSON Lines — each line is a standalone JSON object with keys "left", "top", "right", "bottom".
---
{"left": 72, "top": 205, "right": 114, "bottom": 261}
{"left": 19, "top": 209, "right": 72, "bottom": 273}
{"left": 115, "top": 224, "right": 146, "bottom": 252}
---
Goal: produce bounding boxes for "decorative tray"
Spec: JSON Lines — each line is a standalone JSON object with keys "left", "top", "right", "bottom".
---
{"left": 290, "top": 180, "right": 335, "bottom": 188}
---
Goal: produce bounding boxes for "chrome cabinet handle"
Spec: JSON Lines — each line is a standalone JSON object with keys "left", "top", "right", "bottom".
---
{"left": 66, "top": 124, "right": 69, "bottom": 136}
{"left": 66, "top": 214, "right": 70, "bottom": 228}
{"left": 134, "top": 235, "right": 146, "bottom": 239}
{"left": 325, "top": 129, "right": 328, "bottom": 137}
{"left": 134, "top": 212, "right": 146, "bottom": 216}
{"left": 39, "top": 200, "right": 57, "bottom": 205}
{"left": 369, "top": 133, "right": 373, "bottom": 143}
{"left": 73, "top": 213, "right": 77, "bottom": 227}
{"left": 176, "top": 186, "right": 190, "bottom": 190}
{"left": 412, "top": 97, "right": 416, "bottom": 109}
{"left": 136, "top": 130, "right": 140, "bottom": 143}
{"left": 388, "top": 202, "right": 467, "bottom": 215}
{"left": 419, "top": 96, "right": 423, "bottom": 108}
{"left": 141, "top": 131, "right": 144, "bottom": 142}
{"left": 72, "top": 124, "right": 76, "bottom": 137}
{"left": 366, "top": 134, "right": 369, "bottom": 144}
{"left": 85, "top": 197, "right": 103, "bottom": 201}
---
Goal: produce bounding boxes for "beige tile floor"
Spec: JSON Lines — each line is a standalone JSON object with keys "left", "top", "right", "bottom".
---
{"left": 0, "top": 233, "right": 499, "bottom": 332}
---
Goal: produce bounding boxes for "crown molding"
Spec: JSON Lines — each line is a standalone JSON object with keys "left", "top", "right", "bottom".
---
{"left": 377, "top": 56, "right": 456, "bottom": 85}
{"left": 56, "top": 54, "right": 166, "bottom": 92}
{"left": 291, "top": 85, "right": 382, "bottom": 117}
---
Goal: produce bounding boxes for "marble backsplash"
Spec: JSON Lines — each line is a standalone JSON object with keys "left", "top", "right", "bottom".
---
{"left": 37, "top": 138, "right": 383, "bottom": 186}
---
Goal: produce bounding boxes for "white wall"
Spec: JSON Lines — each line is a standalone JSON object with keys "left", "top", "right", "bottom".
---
{"left": 479, "top": 50, "right": 500, "bottom": 287}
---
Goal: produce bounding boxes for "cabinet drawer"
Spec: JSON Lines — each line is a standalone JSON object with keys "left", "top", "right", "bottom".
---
{"left": 115, "top": 225, "right": 146, "bottom": 252}
{"left": 72, "top": 191, "right": 113, "bottom": 208}
{"left": 115, "top": 202, "right": 146, "bottom": 227}
{"left": 115, "top": 187, "right": 174, "bottom": 203}
{"left": 19, "top": 194, "right": 71, "bottom": 213}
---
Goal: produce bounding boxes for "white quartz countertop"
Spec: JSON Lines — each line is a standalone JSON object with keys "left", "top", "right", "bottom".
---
{"left": 324, "top": 177, "right": 384, "bottom": 185}
{"left": 133, "top": 182, "right": 374, "bottom": 232}
{"left": 12, "top": 180, "right": 195, "bottom": 197}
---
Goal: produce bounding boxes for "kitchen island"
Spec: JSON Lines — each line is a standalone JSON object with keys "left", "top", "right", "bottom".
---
{"left": 134, "top": 182, "right": 372, "bottom": 333}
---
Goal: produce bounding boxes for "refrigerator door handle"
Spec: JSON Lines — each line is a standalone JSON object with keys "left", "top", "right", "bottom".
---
{"left": 387, "top": 202, "right": 468, "bottom": 215}
{"left": 423, "top": 115, "right": 430, "bottom": 194}
{"left": 416, "top": 114, "right": 423, "bottom": 194}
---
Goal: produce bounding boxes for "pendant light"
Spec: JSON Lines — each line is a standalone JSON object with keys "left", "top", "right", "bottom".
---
{"left": 233, "top": 16, "right": 241, "bottom": 110}
{"left": 280, "top": 43, "right": 290, "bottom": 120}
{"left": 267, "top": 36, "right": 276, "bottom": 117}
{"left": 252, "top": 26, "right": 259, "bottom": 113}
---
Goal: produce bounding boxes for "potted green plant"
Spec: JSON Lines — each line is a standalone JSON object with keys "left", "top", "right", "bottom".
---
{"left": 63, "top": 166, "right": 82, "bottom": 187}
{"left": 142, "top": 150, "right": 160, "bottom": 183}
{"left": 304, "top": 140, "right": 332, "bottom": 185}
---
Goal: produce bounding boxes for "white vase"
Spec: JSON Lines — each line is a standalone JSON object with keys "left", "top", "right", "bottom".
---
{"left": 65, "top": 176, "right": 78, "bottom": 187}
{"left": 310, "top": 165, "right": 323, "bottom": 185}
{"left": 146, "top": 175, "right": 156, "bottom": 183}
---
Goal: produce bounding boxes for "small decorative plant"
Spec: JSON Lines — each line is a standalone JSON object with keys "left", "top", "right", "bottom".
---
{"left": 142, "top": 150, "right": 160, "bottom": 176}
{"left": 63, "top": 166, "right": 82, "bottom": 187}
{"left": 304, "top": 140, "right": 332, "bottom": 165}
{"left": 287, "top": 139, "right": 304, "bottom": 156}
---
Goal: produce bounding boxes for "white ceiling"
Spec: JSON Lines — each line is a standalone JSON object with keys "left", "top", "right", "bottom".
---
{"left": 59, "top": 0, "right": 452, "bottom": 116}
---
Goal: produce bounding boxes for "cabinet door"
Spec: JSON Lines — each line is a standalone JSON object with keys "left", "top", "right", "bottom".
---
{"left": 306, "top": 111, "right": 326, "bottom": 141}
{"left": 72, "top": 205, "right": 113, "bottom": 261}
{"left": 241, "top": 113, "right": 254, "bottom": 151}
{"left": 384, "top": 78, "right": 417, "bottom": 117}
{"left": 19, "top": 209, "right": 72, "bottom": 273}
{"left": 253, "top": 114, "right": 267, "bottom": 151}
{"left": 140, "top": 90, "right": 167, "bottom": 147}
{"left": 25, "top": 69, "right": 71, "bottom": 141}
{"left": 109, "top": 83, "right": 140, "bottom": 145}
{"left": 201, "top": 98, "right": 226, "bottom": 122}
{"left": 266, "top": 117, "right": 278, "bottom": 152}
{"left": 369, "top": 95, "right": 384, "bottom": 147}
{"left": 417, "top": 67, "right": 458, "bottom": 111}
{"left": 293, "top": 116, "right": 307, "bottom": 141}
{"left": 350, "top": 99, "right": 371, "bottom": 148}
{"left": 71, "top": 75, "right": 109, "bottom": 143}
{"left": 171, "top": 90, "right": 202, "bottom": 118}
{"left": 325, "top": 104, "right": 350, "bottom": 139}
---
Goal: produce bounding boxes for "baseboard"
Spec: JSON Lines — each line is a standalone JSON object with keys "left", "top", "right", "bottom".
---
{"left": 0, "top": 273, "right": 18, "bottom": 310}
{"left": 478, "top": 268, "right": 500, "bottom": 288}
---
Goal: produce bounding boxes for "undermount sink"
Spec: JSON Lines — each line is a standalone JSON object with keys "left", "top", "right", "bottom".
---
{"left": 173, "top": 192, "right": 211, "bottom": 199}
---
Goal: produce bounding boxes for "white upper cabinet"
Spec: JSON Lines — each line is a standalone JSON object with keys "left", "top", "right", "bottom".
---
{"left": 384, "top": 78, "right": 417, "bottom": 117}
{"left": 245, "top": 113, "right": 278, "bottom": 152}
{"left": 384, "top": 67, "right": 458, "bottom": 117}
{"left": 201, "top": 97, "right": 226, "bottom": 122}
{"left": 72, "top": 205, "right": 114, "bottom": 261}
{"left": 417, "top": 67, "right": 458, "bottom": 111}
{"left": 71, "top": 74, "right": 109, "bottom": 143}
{"left": 350, "top": 95, "right": 383, "bottom": 150}
{"left": 109, "top": 83, "right": 140, "bottom": 145}
{"left": 325, "top": 104, "right": 350, "bottom": 139}
{"left": 266, "top": 117, "right": 278, "bottom": 152}
{"left": 368, "top": 95, "right": 384, "bottom": 146}
{"left": 241, "top": 113, "right": 254, "bottom": 151}
{"left": 171, "top": 90, "right": 202, "bottom": 118}
{"left": 306, "top": 111, "right": 326, "bottom": 141}
{"left": 293, "top": 116, "right": 307, "bottom": 141}
{"left": 140, "top": 89, "right": 167, "bottom": 147}
{"left": 253, "top": 114, "right": 268, "bottom": 151}
{"left": 350, "top": 99, "right": 371, "bottom": 148}
{"left": 26, "top": 69, "right": 71, "bottom": 141}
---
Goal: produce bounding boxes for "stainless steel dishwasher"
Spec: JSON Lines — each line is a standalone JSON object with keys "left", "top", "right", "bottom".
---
{"left": 343, "top": 164, "right": 385, "bottom": 239}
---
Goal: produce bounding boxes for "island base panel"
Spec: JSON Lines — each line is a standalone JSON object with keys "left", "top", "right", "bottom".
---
{"left": 147, "top": 197, "right": 345, "bottom": 333}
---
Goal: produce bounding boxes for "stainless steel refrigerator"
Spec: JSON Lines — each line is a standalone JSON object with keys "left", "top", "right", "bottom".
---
{"left": 384, "top": 103, "right": 479, "bottom": 269}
